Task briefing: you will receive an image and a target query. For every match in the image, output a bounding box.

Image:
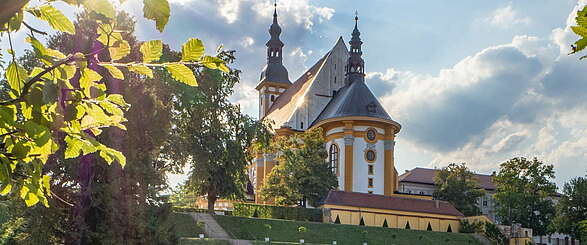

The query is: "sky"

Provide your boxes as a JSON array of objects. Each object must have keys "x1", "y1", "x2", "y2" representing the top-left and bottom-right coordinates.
[{"x1": 2, "y1": 0, "x2": 587, "y2": 189}]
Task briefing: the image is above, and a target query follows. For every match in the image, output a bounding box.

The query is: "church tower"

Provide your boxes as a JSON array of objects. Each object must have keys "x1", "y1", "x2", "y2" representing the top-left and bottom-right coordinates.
[
  {"x1": 345, "y1": 14, "x2": 365, "y2": 84},
  {"x1": 256, "y1": 3, "x2": 291, "y2": 119}
]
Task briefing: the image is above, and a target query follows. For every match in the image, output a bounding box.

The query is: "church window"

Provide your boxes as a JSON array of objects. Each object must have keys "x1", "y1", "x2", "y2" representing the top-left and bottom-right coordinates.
[
  {"x1": 419, "y1": 191, "x2": 424, "y2": 195},
  {"x1": 368, "y1": 191, "x2": 373, "y2": 194},
  {"x1": 334, "y1": 76, "x2": 337, "y2": 84},
  {"x1": 300, "y1": 122, "x2": 304, "y2": 129},
  {"x1": 270, "y1": 95, "x2": 275, "y2": 102},
  {"x1": 365, "y1": 150, "x2": 376, "y2": 162},
  {"x1": 368, "y1": 178, "x2": 374, "y2": 188},
  {"x1": 365, "y1": 128, "x2": 377, "y2": 142},
  {"x1": 332, "y1": 90, "x2": 337, "y2": 96},
  {"x1": 329, "y1": 144, "x2": 339, "y2": 175},
  {"x1": 368, "y1": 165, "x2": 374, "y2": 175}
]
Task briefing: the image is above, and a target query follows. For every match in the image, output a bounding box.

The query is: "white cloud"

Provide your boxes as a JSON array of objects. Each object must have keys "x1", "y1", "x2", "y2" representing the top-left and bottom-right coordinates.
[
  {"x1": 485, "y1": 3, "x2": 531, "y2": 28},
  {"x1": 373, "y1": 1, "x2": 587, "y2": 184},
  {"x1": 251, "y1": 0, "x2": 335, "y2": 30},
  {"x1": 218, "y1": 0, "x2": 241, "y2": 24},
  {"x1": 240, "y1": 36, "x2": 255, "y2": 47}
]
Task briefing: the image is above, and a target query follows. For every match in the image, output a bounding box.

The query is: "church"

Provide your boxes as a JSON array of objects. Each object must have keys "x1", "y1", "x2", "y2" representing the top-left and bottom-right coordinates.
[{"x1": 250, "y1": 5, "x2": 465, "y2": 232}]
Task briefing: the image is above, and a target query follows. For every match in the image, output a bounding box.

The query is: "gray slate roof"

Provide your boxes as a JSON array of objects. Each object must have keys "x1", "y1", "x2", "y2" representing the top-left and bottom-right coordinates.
[{"x1": 312, "y1": 79, "x2": 393, "y2": 126}]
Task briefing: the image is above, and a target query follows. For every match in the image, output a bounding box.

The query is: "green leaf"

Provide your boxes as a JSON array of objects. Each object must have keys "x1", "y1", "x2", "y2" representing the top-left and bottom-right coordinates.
[
  {"x1": 0, "y1": 184, "x2": 12, "y2": 196},
  {"x1": 43, "y1": 175, "x2": 51, "y2": 197},
  {"x1": 109, "y1": 39, "x2": 131, "y2": 61},
  {"x1": 140, "y1": 40, "x2": 163, "y2": 63},
  {"x1": 143, "y1": 0, "x2": 170, "y2": 32},
  {"x1": 24, "y1": 192, "x2": 40, "y2": 207},
  {"x1": 99, "y1": 147, "x2": 126, "y2": 167},
  {"x1": 80, "y1": 68, "x2": 102, "y2": 97},
  {"x1": 35, "y1": 5, "x2": 75, "y2": 34},
  {"x1": 107, "y1": 94, "x2": 129, "y2": 109},
  {"x1": 102, "y1": 64, "x2": 124, "y2": 79},
  {"x1": 181, "y1": 38, "x2": 205, "y2": 62},
  {"x1": 6, "y1": 62, "x2": 27, "y2": 93},
  {"x1": 166, "y1": 64, "x2": 198, "y2": 86},
  {"x1": 83, "y1": 0, "x2": 116, "y2": 19},
  {"x1": 128, "y1": 64, "x2": 154, "y2": 78},
  {"x1": 7, "y1": 10, "x2": 23, "y2": 31},
  {"x1": 64, "y1": 135, "x2": 96, "y2": 158},
  {"x1": 574, "y1": 38, "x2": 587, "y2": 54},
  {"x1": 202, "y1": 56, "x2": 229, "y2": 72},
  {"x1": 99, "y1": 100, "x2": 123, "y2": 116}
]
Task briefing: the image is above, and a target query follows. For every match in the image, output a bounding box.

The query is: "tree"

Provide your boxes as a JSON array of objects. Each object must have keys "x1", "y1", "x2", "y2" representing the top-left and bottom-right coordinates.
[
  {"x1": 163, "y1": 53, "x2": 269, "y2": 211},
  {"x1": 551, "y1": 176, "x2": 587, "y2": 241},
  {"x1": 570, "y1": 5, "x2": 587, "y2": 59},
  {"x1": 0, "y1": 12, "x2": 185, "y2": 244},
  {"x1": 493, "y1": 157, "x2": 557, "y2": 236},
  {"x1": 0, "y1": 0, "x2": 227, "y2": 208},
  {"x1": 261, "y1": 128, "x2": 338, "y2": 207},
  {"x1": 433, "y1": 163, "x2": 485, "y2": 216}
]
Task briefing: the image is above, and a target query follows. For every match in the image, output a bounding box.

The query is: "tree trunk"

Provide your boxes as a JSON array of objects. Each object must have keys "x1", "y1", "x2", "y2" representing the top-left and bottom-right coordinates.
[{"x1": 207, "y1": 185, "x2": 217, "y2": 213}]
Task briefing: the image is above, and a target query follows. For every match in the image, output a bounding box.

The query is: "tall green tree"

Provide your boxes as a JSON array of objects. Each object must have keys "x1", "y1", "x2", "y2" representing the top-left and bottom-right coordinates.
[
  {"x1": 551, "y1": 176, "x2": 587, "y2": 241},
  {"x1": 0, "y1": 0, "x2": 227, "y2": 208},
  {"x1": 261, "y1": 128, "x2": 338, "y2": 207},
  {"x1": 493, "y1": 157, "x2": 556, "y2": 236},
  {"x1": 433, "y1": 163, "x2": 485, "y2": 216},
  {"x1": 0, "y1": 12, "x2": 187, "y2": 244},
  {"x1": 164, "y1": 52, "x2": 269, "y2": 211}
]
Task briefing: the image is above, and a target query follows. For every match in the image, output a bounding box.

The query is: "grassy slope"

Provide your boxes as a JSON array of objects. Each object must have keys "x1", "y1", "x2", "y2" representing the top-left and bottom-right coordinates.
[
  {"x1": 214, "y1": 215, "x2": 482, "y2": 245},
  {"x1": 168, "y1": 212, "x2": 206, "y2": 237}
]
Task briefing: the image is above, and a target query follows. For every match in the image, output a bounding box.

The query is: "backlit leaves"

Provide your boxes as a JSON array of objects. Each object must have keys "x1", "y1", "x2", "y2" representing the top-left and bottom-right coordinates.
[
  {"x1": 6, "y1": 61, "x2": 27, "y2": 93},
  {"x1": 140, "y1": 40, "x2": 163, "y2": 63},
  {"x1": 128, "y1": 64, "x2": 154, "y2": 78},
  {"x1": 166, "y1": 64, "x2": 198, "y2": 86},
  {"x1": 83, "y1": 0, "x2": 116, "y2": 19},
  {"x1": 571, "y1": 5, "x2": 587, "y2": 59},
  {"x1": 29, "y1": 5, "x2": 75, "y2": 34},
  {"x1": 182, "y1": 38, "x2": 205, "y2": 62},
  {"x1": 143, "y1": 0, "x2": 170, "y2": 32}
]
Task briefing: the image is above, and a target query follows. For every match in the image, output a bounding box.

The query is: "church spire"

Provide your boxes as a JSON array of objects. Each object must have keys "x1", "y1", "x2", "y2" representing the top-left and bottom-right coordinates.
[
  {"x1": 257, "y1": 0, "x2": 290, "y2": 86},
  {"x1": 267, "y1": 1, "x2": 284, "y2": 64},
  {"x1": 346, "y1": 11, "x2": 365, "y2": 84}
]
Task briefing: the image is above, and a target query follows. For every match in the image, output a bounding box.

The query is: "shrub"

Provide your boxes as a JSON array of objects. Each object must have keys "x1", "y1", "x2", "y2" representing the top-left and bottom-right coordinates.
[
  {"x1": 484, "y1": 222, "x2": 508, "y2": 245},
  {"x1": 232, "y1": 203, "x2": 322, "y2": 222},
  {"x1": 459, "y1": 220, "x2": 483, "y2": 233}
]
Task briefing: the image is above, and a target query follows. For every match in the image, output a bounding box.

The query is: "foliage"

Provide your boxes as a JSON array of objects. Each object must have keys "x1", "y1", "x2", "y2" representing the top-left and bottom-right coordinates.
[
  {"x1": 214, "y1": 215, "x2": 483, "y2": 245},
  {"x1": 232, "y1": 203, "x2": 322, "y2": 222},
  {"x1": 484, "y1": 222, "x2": 508, "y2": 245},
  {"x1": 0, "y1": 0, "x2": 228, "y2": 208},
  {"x1": 163, "y1": 51, "x2": 269, "y2": 211},
  {"x1": 458, "y1": 220, "x2": 483, "y2": 234},
  {"x1": 493, "y1": 157, "x2": 556, "y2": 236},
  {"x1": 551, "y1": 175, "x2": 587, "y2": 240},
  {"x1": 260, "y1": 128, "x2": 338, "y2": 207},
  {"x1": 570, "y1": 5, "x2": 587, "y2": 59},
  {"x1": 433, "y1": 163, "x2": 486, "y2": 216},
  {"x1": 579, "y1": 220, "x2": 587, "y2": 242}
]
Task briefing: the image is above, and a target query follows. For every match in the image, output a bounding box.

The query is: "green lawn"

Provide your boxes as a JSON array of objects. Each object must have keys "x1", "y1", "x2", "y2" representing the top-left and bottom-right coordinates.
[
  {"x1": 167, "y1": 212, "x2": 206, "y2": 238},
  {"x1": 179, "y1": 238, "x2": 231, "y2": 245},
  {"x1": 214, "y1": 215, "x2": 482, "y2": 245}
]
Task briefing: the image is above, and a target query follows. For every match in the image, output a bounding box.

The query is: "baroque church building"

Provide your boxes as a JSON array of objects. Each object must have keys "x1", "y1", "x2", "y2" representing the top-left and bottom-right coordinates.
[
  {"x1": 251, "y1": 5, "x2": 467, "y2": 232},
  {"x1": 254, "y1": 8, "x2": 401, "y2": 196}
]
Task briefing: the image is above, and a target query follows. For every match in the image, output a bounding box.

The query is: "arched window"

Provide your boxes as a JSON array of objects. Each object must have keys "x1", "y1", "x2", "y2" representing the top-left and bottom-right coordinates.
[
  {"x1": 329, "y1": 144, "x2": 339, "y2": 175},
  {"x1": 270, "y1": 95, "x2": 275, "y2": 102}
]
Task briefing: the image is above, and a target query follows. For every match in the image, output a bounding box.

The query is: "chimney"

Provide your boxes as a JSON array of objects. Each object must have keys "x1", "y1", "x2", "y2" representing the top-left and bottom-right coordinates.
[{"x1": 435, "y1": 200, "x2": 439, "y2": 209}]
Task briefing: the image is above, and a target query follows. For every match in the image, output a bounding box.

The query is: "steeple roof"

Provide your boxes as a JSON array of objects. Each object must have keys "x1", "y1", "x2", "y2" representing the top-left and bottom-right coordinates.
[
  {"x1": 311, "y1": 78, "x2": 396, "y2": 125},
  {"x1": 257, "y1": 2, "x2": 291, "y2": 89}
]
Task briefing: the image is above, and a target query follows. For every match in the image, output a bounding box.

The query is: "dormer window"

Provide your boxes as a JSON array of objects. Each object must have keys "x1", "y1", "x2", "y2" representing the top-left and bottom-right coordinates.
[{"x1": 367, "y1": 102, "x2": 377, "y2": 113}]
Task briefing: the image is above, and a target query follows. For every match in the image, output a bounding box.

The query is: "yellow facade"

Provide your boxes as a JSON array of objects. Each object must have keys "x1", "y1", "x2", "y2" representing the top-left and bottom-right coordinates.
[{"x1": 324, "y1": 204, "x2": 462, "y2": 232}]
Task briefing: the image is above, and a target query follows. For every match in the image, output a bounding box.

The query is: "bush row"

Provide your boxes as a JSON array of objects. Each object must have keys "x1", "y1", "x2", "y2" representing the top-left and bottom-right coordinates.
[
  {"x1": 171, "y1": 206, "x2": 232, "y2": 215},
  {"x1": 232, "y1": 203, "x2": 322, "y2": 222}
]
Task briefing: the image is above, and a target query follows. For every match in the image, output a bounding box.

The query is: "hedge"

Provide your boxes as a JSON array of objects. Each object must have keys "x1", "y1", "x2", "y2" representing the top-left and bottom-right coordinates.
[
  {"x1": 232, "y1": 203, "x2": 322, "y2": 222},
  {"x1": 172, "y1": 206, "x2": 232, "y2": 216}
]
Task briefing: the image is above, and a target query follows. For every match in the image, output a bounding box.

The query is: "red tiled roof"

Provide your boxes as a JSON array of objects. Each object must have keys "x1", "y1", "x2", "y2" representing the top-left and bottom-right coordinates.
[
  {"x1": 398, "y1": 167, "x2": 495, "y2": 191},
  {"x1": 324, "y1": 190, "x2": 464, "y2": 217}
]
